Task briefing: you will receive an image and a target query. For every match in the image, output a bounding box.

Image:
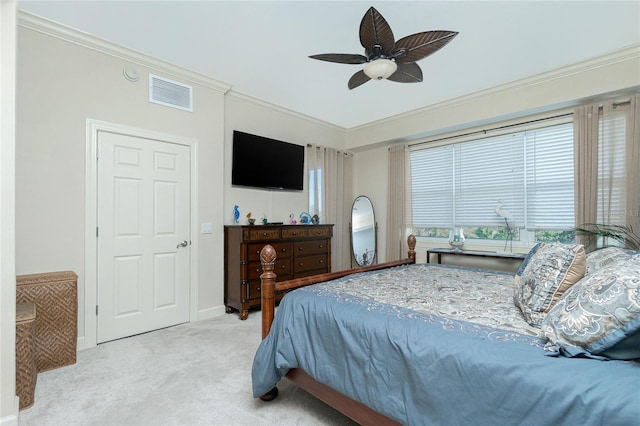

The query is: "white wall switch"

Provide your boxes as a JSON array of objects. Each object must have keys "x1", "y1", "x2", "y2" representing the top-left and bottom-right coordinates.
[{"x1": 201, "y1": 222, "x2": 212, "y2": 234}]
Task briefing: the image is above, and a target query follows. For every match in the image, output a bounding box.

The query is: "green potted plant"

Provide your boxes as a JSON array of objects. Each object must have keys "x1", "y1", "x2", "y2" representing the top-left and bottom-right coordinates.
[{"x1": 575, "y1": 223, "x2": 640, "y2": 251}]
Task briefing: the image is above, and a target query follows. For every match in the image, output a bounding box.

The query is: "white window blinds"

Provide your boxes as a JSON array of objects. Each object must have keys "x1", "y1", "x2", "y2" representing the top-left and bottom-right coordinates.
[
  {"x1": 410, "y1": 145, "x2": 453, "y2": 228},
  {"x1": 410, "y1": 122, "x2": 574, "y2": 231},
  {"x1": 525, "y1": 124, "x2": 574, "y2": 229},
  {"x1": 454, "y1": 134, "x2": 524, "y2": 227}
]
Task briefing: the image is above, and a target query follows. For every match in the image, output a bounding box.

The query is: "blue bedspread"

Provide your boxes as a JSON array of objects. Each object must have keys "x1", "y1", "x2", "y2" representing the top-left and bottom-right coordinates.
[{"x1": 252, "y1": 264, "x2": 640, "y2": 425}]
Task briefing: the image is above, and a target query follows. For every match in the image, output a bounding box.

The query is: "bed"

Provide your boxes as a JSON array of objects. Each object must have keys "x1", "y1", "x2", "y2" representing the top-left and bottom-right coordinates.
[{"x1": 252, "y1": 236, "x2": 640, "y2": 425}]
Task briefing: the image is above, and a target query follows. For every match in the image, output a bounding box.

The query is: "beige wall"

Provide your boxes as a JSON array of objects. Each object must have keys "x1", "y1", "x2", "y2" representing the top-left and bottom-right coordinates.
[
  {"x1": 352, "y1": 146, "x2": 388, "y2": 262},
  {"x1": 14, "y1": 16, "x2": 348, "y2": 355},
  {"x1": 7, "y1": 10, "x2": 640, "y2": 421},
  {"x1": 224, "y1": 93, "x2": 345, "y2": 226},
  {"x1": 1, "y1": 1, "x2": 18, "y2": 423},
  {"x1": 347, "y1": 45, "x2": 640, "y2": 150},
  {"x1": 16, "y1": 24, "x2": 228, "y2": 345},
  {"x1": 351, "y1": 44, "x2": 640, "y2": 264}
]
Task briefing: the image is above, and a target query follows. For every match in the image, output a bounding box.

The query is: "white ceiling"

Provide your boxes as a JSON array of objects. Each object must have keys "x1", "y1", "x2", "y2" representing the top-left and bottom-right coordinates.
[{"x1": 18, "y1": 1, "x2": 640, "y2": 129}]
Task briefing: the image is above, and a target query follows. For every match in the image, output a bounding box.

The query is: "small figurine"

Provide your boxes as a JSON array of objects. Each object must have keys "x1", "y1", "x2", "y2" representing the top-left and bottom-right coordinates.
[
  {"x1": 262, "y1": 215, "x2": 268, "y2": 225},
  {"x1": 289, "y1": 213, "x2": 297, "y2": 224},
  {"x1": 299, "y1": 212, "x2": 311, "y2": 224},
  {"x1": 233, "y1": 205, "x2": 240, "y2": 224},
  {"x1": 247, "y1": 212, "x2": 255, "y2": 225},
  {"x1": 311, "y1": 214, "x2": 320, "y2": 225}
]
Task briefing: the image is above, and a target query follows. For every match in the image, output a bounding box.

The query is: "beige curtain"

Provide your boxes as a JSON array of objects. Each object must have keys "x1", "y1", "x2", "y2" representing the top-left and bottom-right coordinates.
[
  {"x1": 307, "y1": 145, "x2": 353, "y2": 271},
  {"x1": 574, "y1": 95, "x2": 640, "y2": 249},
  {"x1": 573, "y1": 104, "x2": 599, "y2": 248},
  {"x1": 625, "y1": 95, "x2": 640, "y2": 237},
  {"x1": 386, "y1": 144, "x2": 410, "y2": 261}
]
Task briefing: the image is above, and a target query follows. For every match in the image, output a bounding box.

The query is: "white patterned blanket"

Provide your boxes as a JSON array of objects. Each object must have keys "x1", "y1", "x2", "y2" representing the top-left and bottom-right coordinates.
[{"x1": 319, "y1": 263, "x2": 543, "y2": 338}]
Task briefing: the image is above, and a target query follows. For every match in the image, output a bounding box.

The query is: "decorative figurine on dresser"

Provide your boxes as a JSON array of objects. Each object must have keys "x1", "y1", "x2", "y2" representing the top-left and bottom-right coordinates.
[{"x1": 224, "y1": 223, "x2": 333, "y2": 319}]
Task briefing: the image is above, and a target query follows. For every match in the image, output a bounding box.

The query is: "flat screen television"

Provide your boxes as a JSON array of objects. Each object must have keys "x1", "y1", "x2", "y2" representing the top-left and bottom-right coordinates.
[{"x1": 232, "y1": 130, "x2": 305, "y2": 191}]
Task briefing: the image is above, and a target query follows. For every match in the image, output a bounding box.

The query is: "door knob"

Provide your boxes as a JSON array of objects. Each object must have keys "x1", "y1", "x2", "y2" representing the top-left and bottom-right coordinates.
[{"x1": 176, "y1": 240, "x2": 189, "y2": 249}]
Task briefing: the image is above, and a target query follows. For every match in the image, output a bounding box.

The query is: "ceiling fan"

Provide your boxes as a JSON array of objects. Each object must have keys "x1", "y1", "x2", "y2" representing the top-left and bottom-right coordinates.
[{"x1": 309, "y1": 7, "x2": 459, "y2": 90}]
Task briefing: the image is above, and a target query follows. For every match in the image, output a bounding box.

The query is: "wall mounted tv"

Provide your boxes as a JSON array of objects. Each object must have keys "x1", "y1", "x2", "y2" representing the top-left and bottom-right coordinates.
[{"x1": 232, "y1": 130, "x2": 305, "y2": 191}]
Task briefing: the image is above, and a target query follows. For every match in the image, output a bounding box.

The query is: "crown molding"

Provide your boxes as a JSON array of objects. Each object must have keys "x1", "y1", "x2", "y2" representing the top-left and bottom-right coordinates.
[
  {"x1": 18, "y1": 10, "x2": 344, "y2": 132},
  {"x1": 225, "y1": 91, "x2": 345, "y2": 132},
  {"x1": 17, "y1": 10, "x2": 232, "y2": 94},
  {"x1": 347, "y1": 43, "x2": 640, "y2": 135}
]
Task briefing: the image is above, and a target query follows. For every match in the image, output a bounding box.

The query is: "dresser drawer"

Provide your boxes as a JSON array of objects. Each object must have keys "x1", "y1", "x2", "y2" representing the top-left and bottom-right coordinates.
[
  {"x1": 282, "y1": 227, "x2": 307, "y2": 239},
  {"x1": 247, "y1": 242, "x2": 292, "y2": 262},
  {"x1": 247, "y1": 277, "x2": 291, "y2": 300},
  {"x1": 294, "y1": 240, "x2": 329, "y2": 256},
  {"x1": 307, "y1": 226, "x2": 332, "y2": 238},
  {"x1": 243, "y1": 228, "x2": 281, "y2": 241},
  {"x1": 248, "y1": 258, "x2": 291, "y2": 281},
  {"x1": 294, "y1": 254, "x2": 329, "y2": 274},
  {"x1": 225, "y1": 224, "x2": 333, "y2": 319}
]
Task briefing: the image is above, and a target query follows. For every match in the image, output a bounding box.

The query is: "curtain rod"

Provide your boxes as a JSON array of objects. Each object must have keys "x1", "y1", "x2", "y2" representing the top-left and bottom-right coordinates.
[
  {"x1": 408, "y1": 112, "x2": 573, "y2": 148},
  {"x1": 306, "y1": 144, "x2": 352, "y2": 156},
  {"x1": 600, "y1": 99, "x2": 631, "y2": 109}
]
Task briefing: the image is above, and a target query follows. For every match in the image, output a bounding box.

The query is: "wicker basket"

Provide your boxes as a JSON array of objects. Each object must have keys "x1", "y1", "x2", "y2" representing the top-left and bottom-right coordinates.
[
  {"x1": 16, "y1": 271, "x2": 78, "y2": 372},
  {"x1": 16, "y1": 302, "x2": 37, "y2": 410}
]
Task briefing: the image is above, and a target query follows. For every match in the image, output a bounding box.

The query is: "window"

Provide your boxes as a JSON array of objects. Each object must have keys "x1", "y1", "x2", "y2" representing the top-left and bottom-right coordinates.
[
  {"x1": 308, "y1": 166, "x2": 322, "y2": 217},
  {"x1": 410, "y1": 122, "x2": 575, "y2": 246}
]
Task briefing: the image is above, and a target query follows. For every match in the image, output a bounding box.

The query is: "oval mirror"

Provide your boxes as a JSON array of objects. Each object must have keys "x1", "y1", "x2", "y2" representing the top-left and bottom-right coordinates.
[{"x1": 351, "y1": 196, "x2": 377, "y2": 266}]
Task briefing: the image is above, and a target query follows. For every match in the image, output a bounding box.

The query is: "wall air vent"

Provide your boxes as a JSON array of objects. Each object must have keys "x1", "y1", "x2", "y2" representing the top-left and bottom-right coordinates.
[{"x1": 149, "y1": 74, "x2": 193, "y2": 112}]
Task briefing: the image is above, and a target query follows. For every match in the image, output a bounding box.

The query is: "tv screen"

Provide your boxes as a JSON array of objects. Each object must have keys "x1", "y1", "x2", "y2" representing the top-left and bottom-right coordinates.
[{"x1": 232, "y1": 130, "x2": 305, "y2": 191}]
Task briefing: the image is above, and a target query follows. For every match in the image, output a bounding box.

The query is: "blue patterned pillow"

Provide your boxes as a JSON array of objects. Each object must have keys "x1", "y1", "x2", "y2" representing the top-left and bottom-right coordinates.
[
  {"x1": 514, "y1": 243, "x2": 586, "y2": 326},
  {"x1": 542, "y1": 255, "x2": 640, "y2": 359},
  {"x1": 514, "y1": 242, "x2": 543, "y2": 286},
  {"x1": 585, "y1": 246, "x2": 632, "y2": 275}
]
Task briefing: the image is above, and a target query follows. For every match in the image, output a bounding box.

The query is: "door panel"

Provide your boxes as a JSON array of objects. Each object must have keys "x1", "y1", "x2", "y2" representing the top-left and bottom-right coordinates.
[{"x1": 97, "y1": 130, "x2": 190, "y2": 343}]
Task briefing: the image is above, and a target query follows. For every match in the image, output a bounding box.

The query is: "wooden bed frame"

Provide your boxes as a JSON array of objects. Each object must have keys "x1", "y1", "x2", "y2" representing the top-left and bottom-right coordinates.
[{"x1": 258, "y1": 235, "x2": 416, "y2": 426}]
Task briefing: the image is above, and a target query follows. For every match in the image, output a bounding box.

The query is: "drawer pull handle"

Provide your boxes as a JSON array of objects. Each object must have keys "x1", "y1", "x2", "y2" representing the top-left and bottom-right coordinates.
[
  {"x1": 292, "y1": 231, "x2": 297, "y2": 235},
  {"x1": 281, "y1": 248, "x2": 287, "y2": 252},
  {"x1": 298, "y1": 246, "x2": 303, "y2": 250},
  {"x1": 256, "y1": 250, "x2": 260, "y2": 255},
  {"x1": 257, "y1": 287, "x2": 260, "y2": 292},
  {"x1": 318, "y1": 244, "x2": 324, "y2": 249},
  {"x1": 263, "y1": 232, "x2": 268, "y2": 236},
  {"x1": 319, "y1": 259, "x2": 324, "y2": 264},
  {"x1": 299, "y1": 262, "x2": 304, "y2": 267},
  {"x1": 256, "y1": 268, "x2": 260, "y2": 273},
  {"x1": 280, "y1": 265, "x2": 286, "y2": 269}
]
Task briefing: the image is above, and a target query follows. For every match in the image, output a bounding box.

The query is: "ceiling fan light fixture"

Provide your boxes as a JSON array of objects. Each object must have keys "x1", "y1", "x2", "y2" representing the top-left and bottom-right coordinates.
[{"x1": 363, "y1": 59, "x2": 397, "y2": 80}]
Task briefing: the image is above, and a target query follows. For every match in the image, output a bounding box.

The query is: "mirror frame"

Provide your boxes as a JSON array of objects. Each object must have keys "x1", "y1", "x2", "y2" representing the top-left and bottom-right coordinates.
[{"x1": 350, "y1": 195, "x2": 377, "y2": 267}]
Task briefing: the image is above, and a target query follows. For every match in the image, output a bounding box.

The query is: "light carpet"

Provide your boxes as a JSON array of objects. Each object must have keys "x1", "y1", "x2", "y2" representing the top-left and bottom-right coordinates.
[{"x1": 18, "y1": 311, "x2": 356, "y2": 426}]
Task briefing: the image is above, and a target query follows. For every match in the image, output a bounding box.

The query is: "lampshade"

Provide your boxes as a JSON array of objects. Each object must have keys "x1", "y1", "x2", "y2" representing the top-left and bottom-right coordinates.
[{"x1": 363, "y1": 59, "x2": 398, "y2": 80}]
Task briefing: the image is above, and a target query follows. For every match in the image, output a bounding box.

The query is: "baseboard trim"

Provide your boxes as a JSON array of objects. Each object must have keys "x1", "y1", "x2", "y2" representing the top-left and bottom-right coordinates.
[
  {"x1": 197, "y1": 305, "x2": 226, "y2": 321},
  {"x1": 75, "y1": 306, "x2": 225, "y2": 351},
  {"x1": 0, "y1": 397, "x2": 19, "y2": 426},
  {"x1": 76, "y1": 335, "x2": 86, "y2": 351}
]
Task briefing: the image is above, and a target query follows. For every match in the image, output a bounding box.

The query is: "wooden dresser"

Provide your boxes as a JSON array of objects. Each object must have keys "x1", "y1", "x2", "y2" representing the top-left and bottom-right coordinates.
[{"x1": 224, "y1": 224, "x2": 333, "y2": 319}]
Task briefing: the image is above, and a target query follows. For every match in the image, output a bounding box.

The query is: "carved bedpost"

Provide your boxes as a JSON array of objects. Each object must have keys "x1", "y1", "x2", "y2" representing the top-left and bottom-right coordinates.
[
  {"x1": 407, "y1": 234, "x2": 417, "y2": 263},
  {"x1": 259, "y1": 244, "x2": 280, "y2": 402},
  {"x1": 260, "y1": 244, "x2": 277, "y2": 340}
]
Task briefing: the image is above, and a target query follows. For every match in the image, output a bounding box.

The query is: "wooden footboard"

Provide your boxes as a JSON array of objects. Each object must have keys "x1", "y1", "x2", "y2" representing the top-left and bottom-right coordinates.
[{"x1": 258, "y1": 235, "x2": 416, "y2": 425}]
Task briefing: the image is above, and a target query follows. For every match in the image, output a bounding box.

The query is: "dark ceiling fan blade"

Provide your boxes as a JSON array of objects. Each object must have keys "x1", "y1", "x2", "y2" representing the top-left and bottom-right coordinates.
[
  {"x1": 387, "y1": 62, "x2": 423, "y2": 83},
  {"x1": 348, "y1": 70, "x2": 371, "y2": 90},
  {"x1": 393, "y1": 31, "x2": 459, "y2": 63},
  {"x1": 359, "y1": 7, "x2": 395, "y2": 56},
  {"x1": 309, "y1": 53, "x2": 368, "y2": 64}
]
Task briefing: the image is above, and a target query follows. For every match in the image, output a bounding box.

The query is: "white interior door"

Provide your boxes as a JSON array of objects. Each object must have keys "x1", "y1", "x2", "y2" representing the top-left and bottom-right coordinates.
[{"x1": 97, "y1": 130, "x2": 190, "y2": 343}]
